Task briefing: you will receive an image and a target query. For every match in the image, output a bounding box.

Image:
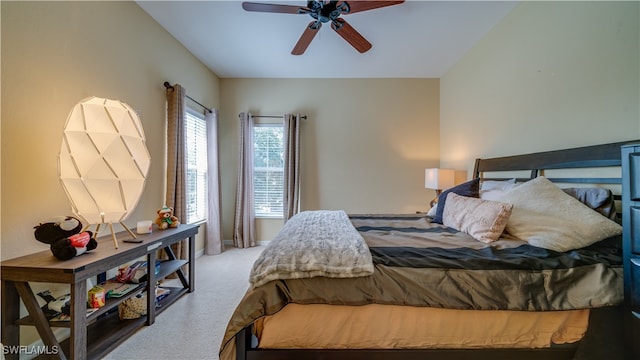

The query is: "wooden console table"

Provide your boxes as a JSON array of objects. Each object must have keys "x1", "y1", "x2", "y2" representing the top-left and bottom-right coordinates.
[{"x1": 1, "y1": 223, "x2": 198, "y2": 360}]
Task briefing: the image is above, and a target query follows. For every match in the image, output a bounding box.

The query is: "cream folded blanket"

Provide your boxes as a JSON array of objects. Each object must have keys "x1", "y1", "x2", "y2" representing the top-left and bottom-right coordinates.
[{"x1": 249, "y1": 210, "x2": 374, "y2": 289}]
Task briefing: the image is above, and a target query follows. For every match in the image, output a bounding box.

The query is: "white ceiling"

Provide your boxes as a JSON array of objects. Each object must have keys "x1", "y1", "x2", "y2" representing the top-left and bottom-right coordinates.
[{"x1": 137, "y1": 0, "x2": 519, "y2": 78}]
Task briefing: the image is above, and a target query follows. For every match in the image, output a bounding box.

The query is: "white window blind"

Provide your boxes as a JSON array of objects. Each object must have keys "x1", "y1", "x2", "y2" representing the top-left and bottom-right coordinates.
[
  {"x1": 253, "y1": 124, "x2": 284, "y2": 217},
  {"x1": 185, "y1": 109, "x2": 207, "y2": 224}
]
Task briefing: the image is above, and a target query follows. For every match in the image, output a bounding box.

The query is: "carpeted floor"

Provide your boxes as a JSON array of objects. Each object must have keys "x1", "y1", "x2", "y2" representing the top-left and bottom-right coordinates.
[{"x1": 102, "y1": 245, "x2": 264, "y2": 360}]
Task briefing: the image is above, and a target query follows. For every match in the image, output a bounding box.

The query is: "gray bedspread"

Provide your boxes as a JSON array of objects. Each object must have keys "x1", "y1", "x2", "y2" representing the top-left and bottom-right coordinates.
[{"x1": 220, "y1": 213, "x2": 623, "y2": 360}]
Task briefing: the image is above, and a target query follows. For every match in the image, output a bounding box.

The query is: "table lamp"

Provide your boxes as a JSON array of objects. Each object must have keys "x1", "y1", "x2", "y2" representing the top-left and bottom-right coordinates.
[
  {"x1": 425, "y1": 168, "x2": 455, "y2": 208},
  {"x1": 58, "y1": 96, "x2": 151, "y2": 248}
]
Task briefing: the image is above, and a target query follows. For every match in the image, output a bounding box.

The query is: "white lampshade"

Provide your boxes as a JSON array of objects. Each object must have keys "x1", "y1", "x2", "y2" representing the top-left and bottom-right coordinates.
[
  {"x1": 425, "y1": 168, "x2": 455, "y2": 190},
  {"x1": 58, "y1": 97, "x2": 150, "y2": 246}
]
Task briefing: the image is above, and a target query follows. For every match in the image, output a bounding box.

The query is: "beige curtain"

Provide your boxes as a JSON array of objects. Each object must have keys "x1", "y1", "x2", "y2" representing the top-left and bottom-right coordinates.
[
  {"x1": 233, "y1": 112, "x2": 256, "y2": 248},
  {"x1": 164, "y1": 83, "x2": 188, "y2": 261},
  {"x1": 205, "y1": 109, "x2": 224, "y2": 255},
  {"x1": 283, "y1": 114, "x2": 301, "y2": 221}
]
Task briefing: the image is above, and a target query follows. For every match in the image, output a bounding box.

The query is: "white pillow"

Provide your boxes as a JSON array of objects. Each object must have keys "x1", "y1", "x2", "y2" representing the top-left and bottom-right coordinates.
[
  {"x1": 426, "y1": 206, "x2": 437, "y2": 217},
  {"x1": 480, "y1": 179, "x2": 517, "y2": 191},
  {"x1": 496, "y1": 176, "x2": 622, "y2": 252},
  {"x1": 480, "y1": 184, "x2": 521, "y2": 201},
  {"x1": 443, "y1": 193, "x2": 513, "y2": 243}
]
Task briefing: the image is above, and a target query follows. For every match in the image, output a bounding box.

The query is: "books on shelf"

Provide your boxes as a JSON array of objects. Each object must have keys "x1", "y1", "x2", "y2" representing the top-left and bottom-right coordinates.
[
  {"x1": 102, "y1": 280, "x2": 139, "y2": 298},
  {"x1": 117, "y1": 260, "x2": 162, "y2": 283},
  {"x1": 49, "y1": 307, "x2": 100, "y2": 322},
  {"x1": 49, "y1": 313, "x2": 71, "y2": 322}
]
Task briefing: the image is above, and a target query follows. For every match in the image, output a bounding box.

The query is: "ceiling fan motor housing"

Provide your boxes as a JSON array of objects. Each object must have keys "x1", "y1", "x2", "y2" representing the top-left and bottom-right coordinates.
[{"x1": 305, "y1": 1, "x2": 349, "y2": 23}]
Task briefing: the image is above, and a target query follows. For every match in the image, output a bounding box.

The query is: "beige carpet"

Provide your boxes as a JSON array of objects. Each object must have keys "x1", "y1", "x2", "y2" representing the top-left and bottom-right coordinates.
[{"x1": 103, "y1": 245, "x2": 264, "y2": 360}]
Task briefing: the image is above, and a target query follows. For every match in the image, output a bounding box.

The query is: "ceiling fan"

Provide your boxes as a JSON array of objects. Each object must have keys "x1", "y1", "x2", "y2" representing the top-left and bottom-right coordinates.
[{"x1": 242, "y1": 1, "x2": 405, "y2": 55}]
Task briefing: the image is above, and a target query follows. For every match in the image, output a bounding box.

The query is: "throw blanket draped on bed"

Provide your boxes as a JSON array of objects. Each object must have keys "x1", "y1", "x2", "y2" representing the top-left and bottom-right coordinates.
[{"x1": 249, "y1": 210, "x2": 374, "y2": 288}]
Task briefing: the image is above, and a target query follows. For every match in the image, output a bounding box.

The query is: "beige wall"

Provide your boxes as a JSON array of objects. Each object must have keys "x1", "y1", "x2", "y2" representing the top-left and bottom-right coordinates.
[
  {"x1": 1, "y1": 1, "x2": 220, "y2": 260},
  {"x1": 8, "y1": 1, "x2": 636, "y2": 252},
  {"x1": 441, "y1": 1, "x2": 640, "y2": 176},
  {"x1": 220, "y1": 78, "x2": 440, "y2": 240}
]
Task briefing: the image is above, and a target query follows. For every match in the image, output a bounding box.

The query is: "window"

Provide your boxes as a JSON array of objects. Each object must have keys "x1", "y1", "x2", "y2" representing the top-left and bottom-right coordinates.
[
  {"x1": 184, "y1": 109, "x2": 207, "y2": 224},
  {"x1": 253, "y1": 123, "x2": 284, "y2": 217}
]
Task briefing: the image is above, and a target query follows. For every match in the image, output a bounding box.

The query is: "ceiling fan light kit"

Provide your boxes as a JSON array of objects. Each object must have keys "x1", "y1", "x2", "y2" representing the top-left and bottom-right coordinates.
[{"x1": 242, "y1": 1, "x2": 404, "y2": 55}]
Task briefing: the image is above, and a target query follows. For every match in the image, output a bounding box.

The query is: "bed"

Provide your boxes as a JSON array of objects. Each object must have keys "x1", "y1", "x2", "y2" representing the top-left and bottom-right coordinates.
[{"x1": 220, "y1": 140, "x2": 637, "y2": 360}]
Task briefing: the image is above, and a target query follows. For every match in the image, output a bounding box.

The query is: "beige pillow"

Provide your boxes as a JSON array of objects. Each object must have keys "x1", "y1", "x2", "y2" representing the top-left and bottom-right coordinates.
[
  {"x1": 442, "y1": 193, "x2": 513, "y2": 243},
  {"x1": 496, "y1": 176, "x2": 622, "y2": 252}
]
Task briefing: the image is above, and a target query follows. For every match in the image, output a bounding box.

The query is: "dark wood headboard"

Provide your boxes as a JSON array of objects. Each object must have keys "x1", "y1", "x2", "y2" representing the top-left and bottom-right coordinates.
[{"x1": 473, "y1": 139, "x2": 640, "y2": 185}]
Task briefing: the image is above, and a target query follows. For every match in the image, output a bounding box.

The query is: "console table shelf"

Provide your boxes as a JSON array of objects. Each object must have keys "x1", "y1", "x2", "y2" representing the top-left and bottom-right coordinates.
[{"x1": 1, "y1": 224, "x2": 198, "y2": 360}]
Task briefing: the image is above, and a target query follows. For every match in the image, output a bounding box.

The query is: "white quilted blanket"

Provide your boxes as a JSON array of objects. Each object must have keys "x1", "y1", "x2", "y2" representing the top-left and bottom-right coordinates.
[{"x1": 249, "y1": 210, "x2": 374, "y2": 289}]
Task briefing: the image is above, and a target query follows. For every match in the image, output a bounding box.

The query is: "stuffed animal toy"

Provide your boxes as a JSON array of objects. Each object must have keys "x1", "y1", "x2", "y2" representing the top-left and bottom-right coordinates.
[
  {"x1": 34, "y1": 216, "x2": 97, "y2": 260},
  {"x1": 155, "y1": 206, "x2": 180, "y2": 230}
]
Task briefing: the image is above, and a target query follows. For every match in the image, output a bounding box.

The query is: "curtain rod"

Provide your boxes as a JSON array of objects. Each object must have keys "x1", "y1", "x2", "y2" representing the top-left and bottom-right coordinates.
[
  {"x1": 164, "y1": 82, "x2": 212, "y2": 113},
  {"x1": 238, "y1": 114, "x2": 308, "y2": 120}
]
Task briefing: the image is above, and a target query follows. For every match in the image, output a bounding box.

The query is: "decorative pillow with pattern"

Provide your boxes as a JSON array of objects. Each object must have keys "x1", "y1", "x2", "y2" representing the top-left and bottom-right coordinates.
[
  {"x1": 432, "y1": 178, "x2": 480, "y2": 224},
  {"x1": 442, "y1": 193, "x2": 513, "y2": 243}
]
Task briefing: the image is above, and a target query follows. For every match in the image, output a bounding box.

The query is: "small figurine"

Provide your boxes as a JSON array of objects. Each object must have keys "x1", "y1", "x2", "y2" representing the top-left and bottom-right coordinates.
[{"x1": 155, "y1": 206, "x2": 180, "y2": 230}]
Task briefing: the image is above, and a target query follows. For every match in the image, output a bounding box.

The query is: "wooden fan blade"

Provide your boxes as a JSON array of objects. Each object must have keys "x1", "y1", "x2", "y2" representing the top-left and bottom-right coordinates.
[
  {"x1": 242, "y1": 2, "x2": 305, "y2": 14},
  {"x1": 340, "y1": 1, "x2": 405, "y2": 14},
  {"x1": 331, "y1": 18, "x2": 372, "y2": 53},
  {"x1": 292, "y1": 22, "x2": 321, "y2": 55}
]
